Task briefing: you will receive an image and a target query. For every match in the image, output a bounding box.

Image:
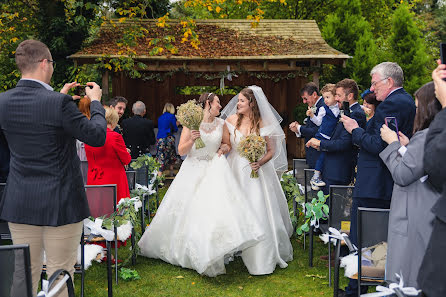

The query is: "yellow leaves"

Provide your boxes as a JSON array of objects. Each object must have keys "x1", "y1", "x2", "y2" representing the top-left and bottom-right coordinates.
[
  {"x1": 9, "y1": 37, "x2": 18, "y2": 43},
  {"x1": 157, "y1": 13, "x2": 169, "y2": 28},
  {"x1": 104, "y1": 63, "x2": 112, "y2": 70},
  {"x1": 118, "y1": 17, "x2": 126, "y2": 23},
  {"x1": 216, "y1": 6, "x2": 221, "y2": 13},
  {"x1": 207, "y1": 5, "x2": 213, "y2": 11}
]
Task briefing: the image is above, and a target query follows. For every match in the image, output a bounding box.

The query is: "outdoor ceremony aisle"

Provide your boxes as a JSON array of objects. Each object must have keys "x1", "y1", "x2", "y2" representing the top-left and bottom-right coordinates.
[{"x1": 74, "y1": 235, "x2": 349, "y2": 296}]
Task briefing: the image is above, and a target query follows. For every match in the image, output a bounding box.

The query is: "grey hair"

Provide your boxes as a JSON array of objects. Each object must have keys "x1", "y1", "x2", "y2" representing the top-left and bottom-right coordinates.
[
  {"x1": 370, "y1": 62, "x2": 404, "y2": 87},
  {"x1": 132, "y1": 101, "x2": 146, "y2": 115}
]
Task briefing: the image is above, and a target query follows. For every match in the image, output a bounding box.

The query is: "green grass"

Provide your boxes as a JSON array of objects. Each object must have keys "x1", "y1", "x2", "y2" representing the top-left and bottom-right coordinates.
[{"x1": 74, "y1": 236, "x2": 350, "y2": 297}]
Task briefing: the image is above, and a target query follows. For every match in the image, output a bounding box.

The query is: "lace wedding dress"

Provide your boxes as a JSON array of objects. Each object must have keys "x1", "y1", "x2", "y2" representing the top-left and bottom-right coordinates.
[
  {"x1": 138, "y1": 118, "x2": 265, "y2": 277},
  {"x1": 226, "y1": 120, "x2": 293, "y2": 275}
]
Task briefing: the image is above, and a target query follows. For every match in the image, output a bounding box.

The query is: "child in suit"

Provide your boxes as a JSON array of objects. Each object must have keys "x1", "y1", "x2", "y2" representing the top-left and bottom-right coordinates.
[{"x1": 306, "y1": 84, "x2": 340, "y2": 190}]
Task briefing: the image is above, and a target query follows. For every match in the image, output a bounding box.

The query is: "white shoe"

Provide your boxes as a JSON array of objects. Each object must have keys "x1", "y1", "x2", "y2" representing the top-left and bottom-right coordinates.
[{"x1": 310, "y1": 180, "x2": 320, "y2": 191}]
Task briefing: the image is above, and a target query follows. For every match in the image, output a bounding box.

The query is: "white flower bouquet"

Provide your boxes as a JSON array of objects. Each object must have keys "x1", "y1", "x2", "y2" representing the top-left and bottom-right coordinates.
[
  {"x1": 176, "y1": 100, "x2": 205, "y2": 149},
  {"x1": 237, "y1": 134, "x2": 266, "y2": 178}
]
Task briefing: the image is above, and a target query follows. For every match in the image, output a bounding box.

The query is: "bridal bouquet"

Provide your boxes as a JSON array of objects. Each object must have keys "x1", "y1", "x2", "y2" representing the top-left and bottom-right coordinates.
[
  {"x1": 237, "y1": 134, "x2": 266, "y2": 178},
  {"x1": 176, "y1": 99, "x2": 205, "y2": 149}
]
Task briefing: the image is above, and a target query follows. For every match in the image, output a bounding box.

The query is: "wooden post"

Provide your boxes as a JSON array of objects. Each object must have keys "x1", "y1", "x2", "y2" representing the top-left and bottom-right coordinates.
[
  {"x1": 312, "y1": 70, "x2": 320, "y2": 89},
  {"x1": 102, "y1": 70, "x2": 109, "y2": 101}
]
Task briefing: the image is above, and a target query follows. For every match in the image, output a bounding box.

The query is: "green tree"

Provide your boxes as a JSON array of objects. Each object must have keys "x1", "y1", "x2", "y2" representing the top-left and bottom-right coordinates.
[
  {"x1": 321, "y1": 0, "x2": 378, "y2": 90},
  {"x1": 389, "y1": 3, "x2": 431, "y2": 94}
]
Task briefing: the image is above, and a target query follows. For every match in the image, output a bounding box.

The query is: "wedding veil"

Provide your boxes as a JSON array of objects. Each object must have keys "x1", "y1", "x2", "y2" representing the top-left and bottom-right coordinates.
[{"x1": 220, "y1": 85, "x2": 288, "y2": 176}]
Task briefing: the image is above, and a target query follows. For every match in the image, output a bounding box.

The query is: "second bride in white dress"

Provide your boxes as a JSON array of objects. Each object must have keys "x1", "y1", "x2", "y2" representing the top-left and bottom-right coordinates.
[{"x1": 138, "y1": 93, "x2": 265, "y2": 277}]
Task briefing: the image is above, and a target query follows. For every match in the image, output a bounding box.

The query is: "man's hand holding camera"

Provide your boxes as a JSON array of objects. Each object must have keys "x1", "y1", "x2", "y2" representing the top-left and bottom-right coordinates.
[{"x1": 59, "y1": 82, "x2": 102, "y2": 102}]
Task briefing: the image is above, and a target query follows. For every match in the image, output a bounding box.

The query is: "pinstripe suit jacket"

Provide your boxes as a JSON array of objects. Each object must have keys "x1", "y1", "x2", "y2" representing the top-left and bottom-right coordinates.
[{"x1": 0, "y1": 80, "x2": 107, "y2": 226}]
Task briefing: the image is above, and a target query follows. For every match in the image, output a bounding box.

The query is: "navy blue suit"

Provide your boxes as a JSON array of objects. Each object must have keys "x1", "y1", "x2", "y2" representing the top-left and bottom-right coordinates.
[
  {"x1": 320, "y1": 102, "x2": 366, "y2": 190},
  {"x1": 299, "y1": 97, "x2": 326, "y2": 168}
]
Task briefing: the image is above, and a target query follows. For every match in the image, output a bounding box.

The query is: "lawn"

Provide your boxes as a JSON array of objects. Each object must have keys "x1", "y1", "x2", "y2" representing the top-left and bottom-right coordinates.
[{"x1": 74, "y1": 235, "x2": 349, "y2": 297}]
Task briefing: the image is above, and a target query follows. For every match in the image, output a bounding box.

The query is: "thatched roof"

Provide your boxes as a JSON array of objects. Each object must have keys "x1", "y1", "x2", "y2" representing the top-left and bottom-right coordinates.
[{"x1": 70, "y1": 19, "x2": 350, "y2": 65}]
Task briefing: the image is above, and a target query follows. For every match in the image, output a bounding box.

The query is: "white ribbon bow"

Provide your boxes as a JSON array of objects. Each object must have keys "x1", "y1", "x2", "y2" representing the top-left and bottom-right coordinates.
[
  {"x1": 328, "y1": 227, "x2": 357, "y2": 251},
  {"x1": 361, "y1": 273, "x2": 421, "y2": 296},
  {"x1": 220, "y1": 65, "x2": 238, "y2": 95},
  {"x1": 117, "y1": 196, "x2": 143, "y2": 212},
  {"x1": 83, "y1": 218, "x2": 115, "y2": 242}
]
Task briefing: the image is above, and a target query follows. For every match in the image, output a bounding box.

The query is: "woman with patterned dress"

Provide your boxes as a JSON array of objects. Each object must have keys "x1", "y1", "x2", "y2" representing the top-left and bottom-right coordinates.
[
  {"x1": 156, "y1": 103, "x2": 179, "y2": 176},
  {"x1": 138, "y1": 93, "x2": 264, "y2": 277}
]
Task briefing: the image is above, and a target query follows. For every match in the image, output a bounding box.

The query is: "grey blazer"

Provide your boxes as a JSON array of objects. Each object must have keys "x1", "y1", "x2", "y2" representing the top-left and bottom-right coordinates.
[
  {"x1": 0, "y1": 80, "x2": 106, "y2": 226},
  {"x1": 379, "y1": 129, "x2": 440, "y2": 287}
]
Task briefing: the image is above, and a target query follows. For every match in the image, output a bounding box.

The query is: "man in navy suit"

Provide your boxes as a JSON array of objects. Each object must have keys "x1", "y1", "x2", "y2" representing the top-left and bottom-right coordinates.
[
  {"x1": 0, "y1": 132, "x2": 9, "y2": 183},
  {"x1": 306, "y1": 79, "x2": 366, "y2": 191},
  {"x1": 289, "y1": 82, "x2": 326, "y2": 168},
  {"x1": 0, "y1": 39, "x2": 106, "y2": 296},
  {"x1": 341, "y1": 62, "x2": 416, "y2": 297}
]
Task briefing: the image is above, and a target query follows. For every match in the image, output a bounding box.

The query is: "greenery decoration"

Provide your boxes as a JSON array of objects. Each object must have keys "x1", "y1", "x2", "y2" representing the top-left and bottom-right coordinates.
[
  {"x1": 296, "y1": 190, "x2": 329, "y2": 236},
  {"x1": 280, "y1": 173, "x2": 305, "y2": 227},
  {"x1": 119, "y1": 268, "x2": 141, "y2": 281}
]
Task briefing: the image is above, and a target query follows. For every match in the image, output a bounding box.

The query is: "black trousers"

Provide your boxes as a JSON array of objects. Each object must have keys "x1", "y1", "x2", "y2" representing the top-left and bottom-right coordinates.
[{"x1": 417, "y1": 217, "x2": 446, "y2": 297}]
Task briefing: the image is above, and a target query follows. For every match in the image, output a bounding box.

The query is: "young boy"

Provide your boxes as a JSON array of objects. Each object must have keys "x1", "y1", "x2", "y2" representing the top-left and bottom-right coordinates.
[{"x1": 306, "y1": 84, "x2": 340, "y2": 190}]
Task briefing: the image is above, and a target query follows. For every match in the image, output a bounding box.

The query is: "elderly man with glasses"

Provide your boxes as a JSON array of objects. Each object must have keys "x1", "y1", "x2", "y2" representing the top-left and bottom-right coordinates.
[{"x1": 339, "y1": 62, "x2": 416, "y2": 297}]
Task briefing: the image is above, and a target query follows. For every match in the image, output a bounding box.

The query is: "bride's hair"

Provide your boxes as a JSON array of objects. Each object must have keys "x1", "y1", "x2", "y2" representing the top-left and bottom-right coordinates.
[
  {"x1": 236, "y1": 87, "x2": 261, "y2": 135},
  {"x1": 198, "y1": 92, "x2": 217, "y2": 112}
]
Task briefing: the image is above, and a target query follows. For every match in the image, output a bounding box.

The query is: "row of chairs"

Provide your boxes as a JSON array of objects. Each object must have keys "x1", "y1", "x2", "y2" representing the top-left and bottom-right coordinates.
[{"x1": 291, "y1": 160, "x2": 394, "y2": 297}]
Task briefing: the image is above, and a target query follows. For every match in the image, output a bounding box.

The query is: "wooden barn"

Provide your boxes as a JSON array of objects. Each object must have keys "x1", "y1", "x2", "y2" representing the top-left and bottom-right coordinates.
[{"x1": 69, "y1": 19, "x2": 349, "y2": 158}]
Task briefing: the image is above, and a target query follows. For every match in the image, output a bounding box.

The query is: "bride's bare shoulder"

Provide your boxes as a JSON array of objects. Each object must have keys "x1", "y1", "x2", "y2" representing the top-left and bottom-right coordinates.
[{"x1": 226, "y1": 114, "x2": 237, "y2": 125}]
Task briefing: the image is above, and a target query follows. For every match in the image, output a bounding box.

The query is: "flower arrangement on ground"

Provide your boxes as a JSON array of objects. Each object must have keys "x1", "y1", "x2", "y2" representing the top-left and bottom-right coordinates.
[
  {"x1": 237, "y1": 134, "x2": 266, "y2": 178},
  {"x1": 176, "y1": 99, "x2": 205, "y2": 149}
]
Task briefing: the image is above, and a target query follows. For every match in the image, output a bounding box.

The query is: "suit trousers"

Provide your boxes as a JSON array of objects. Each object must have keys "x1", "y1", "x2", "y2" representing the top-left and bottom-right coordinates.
[{"x1": 8, "y1": 221, "x2": 83, "y2": 297}]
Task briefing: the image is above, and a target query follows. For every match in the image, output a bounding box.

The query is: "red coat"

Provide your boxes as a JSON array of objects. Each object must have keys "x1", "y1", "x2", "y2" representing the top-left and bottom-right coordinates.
[{"x1": 85, "y1": 128, "x2": 131, "y2": 203}]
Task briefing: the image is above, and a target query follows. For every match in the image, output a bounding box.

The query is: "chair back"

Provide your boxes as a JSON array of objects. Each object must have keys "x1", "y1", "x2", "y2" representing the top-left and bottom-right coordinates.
[
  {"x1": 303, "y1": 168, "x2": 317, "y2": 203},
  {"x1": 129, "y1": 159, "x2": 149, "y2": 187},
  {"x1": 85, "y1": 185, "x2": 117, "y2": 218},
  {"x1": 357, "y1": 207, "x2": 390, "y2": 286},
  {"x1": 80, "y1": 161, "x2": 89, "y2": 185},
  {"x1": 0, "y1": 244, "x2": 33, "y2": 297},
  {"x1": 292, "y1": 159, "x2": 307, "y2": 185},
  {"x1": 0, "y1": 183, "x2": 11, "y2": 240},
  {"x1": 126, "y1": 171, "x2": 136, "y2": 191},
  {"x1": 329, "y1": 185, "x2": 354, "y2": 232}
]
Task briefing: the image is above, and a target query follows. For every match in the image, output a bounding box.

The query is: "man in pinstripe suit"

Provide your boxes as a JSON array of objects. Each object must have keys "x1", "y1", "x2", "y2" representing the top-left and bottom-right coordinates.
[{"x1": 0, "y1": 39, "x2": 106, "y2": 297}]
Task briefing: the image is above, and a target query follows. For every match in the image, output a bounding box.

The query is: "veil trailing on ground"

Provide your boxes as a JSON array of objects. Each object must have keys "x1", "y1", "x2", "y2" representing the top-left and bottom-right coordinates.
[{"x1": 221, "y1": 85, "x2": 288, "y2": 176}]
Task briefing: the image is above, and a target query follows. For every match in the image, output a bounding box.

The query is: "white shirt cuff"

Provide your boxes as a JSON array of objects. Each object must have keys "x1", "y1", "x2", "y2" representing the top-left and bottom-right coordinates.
[
  {"x1": 398, "y1": 145, "x2": 407, "y2": 157},
  {"x1": 295, "y1": 125, "x2": 302, "y2": 137}
]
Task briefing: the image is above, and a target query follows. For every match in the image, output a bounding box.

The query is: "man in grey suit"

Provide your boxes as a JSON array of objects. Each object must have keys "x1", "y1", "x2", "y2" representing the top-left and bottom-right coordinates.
[{"x1": 0, "y1": 39, "x2": 106, "y2": 296}]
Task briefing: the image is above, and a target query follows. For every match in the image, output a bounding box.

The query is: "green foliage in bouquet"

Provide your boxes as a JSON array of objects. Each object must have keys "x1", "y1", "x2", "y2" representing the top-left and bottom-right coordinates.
[
  {"x1": 119, "y1": 268, "x2": 141, "y2": 281},
  {"x1": 237, "y1": 134, "x2": 266, "y2": 178},
  {"x1": 296, "y1": 191, "x2": 329, "y2": 235}
]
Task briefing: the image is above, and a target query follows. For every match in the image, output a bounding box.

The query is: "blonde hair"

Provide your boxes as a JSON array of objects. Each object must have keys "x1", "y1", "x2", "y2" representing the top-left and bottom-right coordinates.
[
  {"x1": 321, "y1": 83, "x2": 336, "y2": 96},
  {"x1": 163, "y1": 103, "x2": 175, "y2": 114},
  {"x1": 105, "y1": 106, "x2": 119, "y2": 127}
]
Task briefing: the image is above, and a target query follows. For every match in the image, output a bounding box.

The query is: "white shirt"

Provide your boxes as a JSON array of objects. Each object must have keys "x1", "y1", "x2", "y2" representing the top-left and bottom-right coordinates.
[{"x1": 295, "y1": 96, "x2": 323, "y2": 137}]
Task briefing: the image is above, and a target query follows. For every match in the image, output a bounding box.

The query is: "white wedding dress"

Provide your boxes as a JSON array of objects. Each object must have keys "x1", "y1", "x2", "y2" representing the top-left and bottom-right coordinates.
[
  {"x1": 138, "y1": 118, "x2": 265, "y2": 277},
  {"x1": 226, "y1": 121, "x2": 294, "y2": 275}
]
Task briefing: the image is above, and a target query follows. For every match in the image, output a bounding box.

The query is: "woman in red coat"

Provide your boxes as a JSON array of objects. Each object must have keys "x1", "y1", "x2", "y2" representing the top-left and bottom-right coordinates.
[{"x1": 85, "y1": 106, "x2": 131, "y2": 203}]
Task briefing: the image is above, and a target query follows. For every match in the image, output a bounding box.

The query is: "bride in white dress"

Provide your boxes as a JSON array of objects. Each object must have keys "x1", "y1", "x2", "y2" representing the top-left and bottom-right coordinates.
[
  {"x1": 221, "y1": 86, "x2": 293, "y2": 275},
  {"x1": 138, "y1": 92, "x2": 265, "y2": 277}
]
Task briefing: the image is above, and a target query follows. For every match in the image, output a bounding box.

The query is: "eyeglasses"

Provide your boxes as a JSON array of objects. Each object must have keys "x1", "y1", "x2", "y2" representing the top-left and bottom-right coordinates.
[
  {"x1": 37, "y1": 59, "x2": 56, "y2": 68},
  {"x1": 370, "y1": 77, "x2": 388, "y2": 88}
]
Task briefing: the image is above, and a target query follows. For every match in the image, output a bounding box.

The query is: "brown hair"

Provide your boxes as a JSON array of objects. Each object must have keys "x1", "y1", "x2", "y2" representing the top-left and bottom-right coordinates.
[
  {"x1": 236, "y1": 88, "x2": 261, "y2": 135},
  {"x1": 336, "y1": 79, "x2": 359, "y2": 100},
  {"x1": 198, "y1": 92, "x2": 217, "y2": 112},
  {"x1": 320, "y1": 83, "x2": 336, "y2": 96},
  {"x1": 108, "y1": 96, "x2": 128, "y2": 107},
  {"x1": 413, "y1": 82, "x2": 442, "y2": 133},
  {"x1": 15, "y1": 39, "x2": 51, "y2": 74},
  {"x1": 78, "y1": 96, "x2": 91, "y2": 119},
  {"x1": 363, "y1": 92, "x2": 380, "y2": 109}
]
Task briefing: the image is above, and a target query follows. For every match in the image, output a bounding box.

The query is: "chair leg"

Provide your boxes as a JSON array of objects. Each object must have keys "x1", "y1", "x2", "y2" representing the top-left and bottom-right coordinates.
[
  {"x1": 114, "y1": 228, "x2": 118, "y2": 285},
  {"x1": 309, "y1": 226, "x2": 314, "y2": 267},
  {"x1": 81, "y1": 232, "x2": 85, "y2": 297},
  {"x1": 328, "y1": 239, "x2": 332, "y2": 287},
  {"x1": 131, "y1": 228, "x2": 136, "y2": 265},
  {"x1": 333, "y1": 241, "x2": 341, "y2": 297},
  {"x1": 106, "y1": 241, "x2": 113, "y2": 297}
]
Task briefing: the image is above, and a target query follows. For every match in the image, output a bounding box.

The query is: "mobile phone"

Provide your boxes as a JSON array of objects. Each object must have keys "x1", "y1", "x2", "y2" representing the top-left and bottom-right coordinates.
[
  {"x1": 74, "y1": 85, "x2": 87, "y2": 97},
  {"x1": 385, "y1": 117, "x2": 400, "y2": 141},
  {"x1": 342, "y1": 101, "x2": 350, "y2": 117},
  {"x1": 441, "y1": 43, "x2": 446, "y2": 81}
]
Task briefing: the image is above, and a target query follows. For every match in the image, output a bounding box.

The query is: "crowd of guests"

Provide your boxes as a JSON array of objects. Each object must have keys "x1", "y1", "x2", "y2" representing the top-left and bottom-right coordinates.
[
  {"x1": 290, "y1": 61, "x2": 446, "y2": 297},
  {"x1": 1, "y1": 38, "x2": 446, "y2": 297}
]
